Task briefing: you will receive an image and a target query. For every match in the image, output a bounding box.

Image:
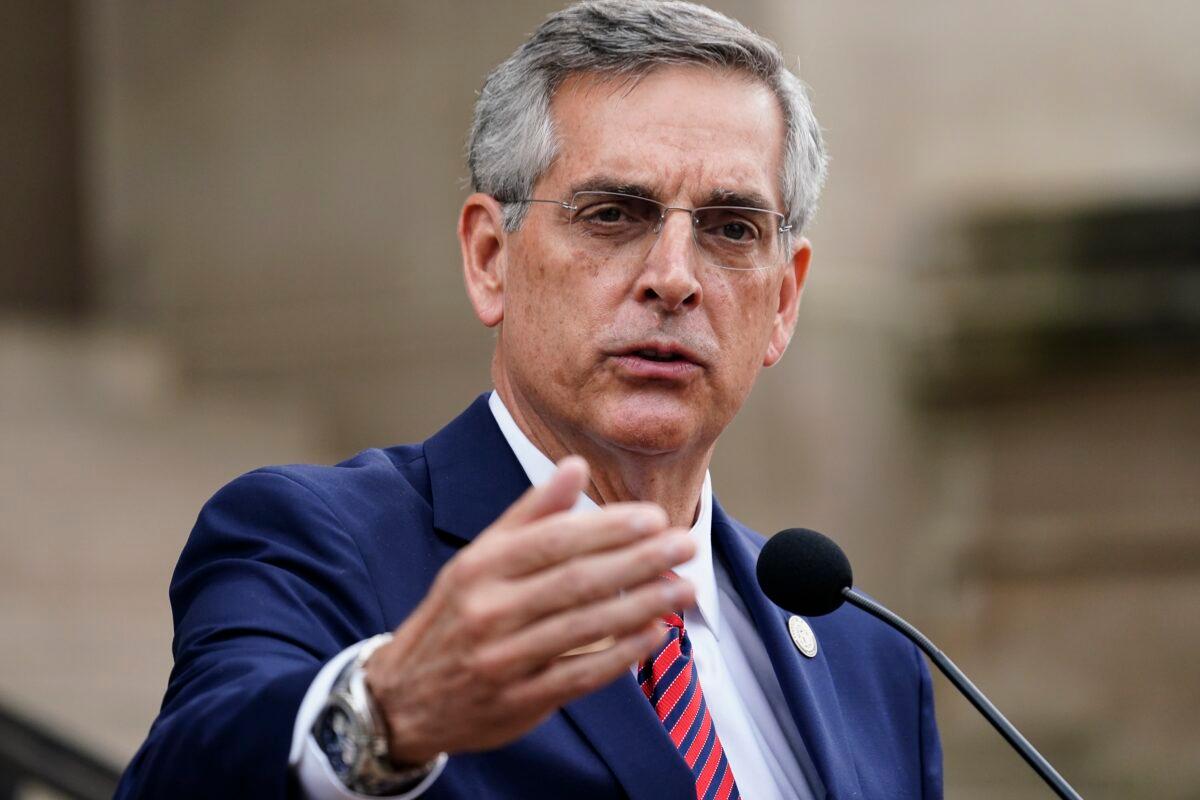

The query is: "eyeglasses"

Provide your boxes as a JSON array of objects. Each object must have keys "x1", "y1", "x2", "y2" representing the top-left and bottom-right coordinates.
[{"x1": 517, "y1": 191, "x2": 792, "y2": 272}]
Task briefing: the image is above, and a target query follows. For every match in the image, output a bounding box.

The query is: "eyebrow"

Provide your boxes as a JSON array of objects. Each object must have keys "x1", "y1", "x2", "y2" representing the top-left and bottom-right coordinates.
[
  {"x1": 568, "y1": 176, "x2": 658, "y2": 200},
  {"x1": 701, "y1": 187, "x2": 776, "y2": 212},
  {"x1": 567, "y1": 175, "x2": 777, "y2": 212}
]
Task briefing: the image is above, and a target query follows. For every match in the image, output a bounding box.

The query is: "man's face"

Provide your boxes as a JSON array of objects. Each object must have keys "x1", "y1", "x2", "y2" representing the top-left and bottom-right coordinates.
[{"x1": 484, "y1": 65, "x2": 809, "y2": 457}]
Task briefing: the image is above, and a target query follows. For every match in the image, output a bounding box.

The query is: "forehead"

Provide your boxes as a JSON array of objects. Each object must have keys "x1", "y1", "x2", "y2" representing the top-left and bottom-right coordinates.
[{"x1": 540, "y1": 65, "x2": 786, "y2": 207}]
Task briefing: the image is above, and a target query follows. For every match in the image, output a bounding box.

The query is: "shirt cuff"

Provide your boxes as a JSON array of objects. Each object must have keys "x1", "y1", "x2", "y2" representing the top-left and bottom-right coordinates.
[{"x1": 290, "y1": 639, "x2": 448, "y2": 799}]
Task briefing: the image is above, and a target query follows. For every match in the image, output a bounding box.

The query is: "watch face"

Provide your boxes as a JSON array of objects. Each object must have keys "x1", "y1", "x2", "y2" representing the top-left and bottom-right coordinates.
[{"x1": 317, "y1": 707, "x2": 359, "y2": 780}]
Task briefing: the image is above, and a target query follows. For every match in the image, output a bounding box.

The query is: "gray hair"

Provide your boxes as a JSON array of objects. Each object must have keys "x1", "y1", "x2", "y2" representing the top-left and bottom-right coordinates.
[{"x1": 467, "y1": 0, "x2": 828, "y2": 238}]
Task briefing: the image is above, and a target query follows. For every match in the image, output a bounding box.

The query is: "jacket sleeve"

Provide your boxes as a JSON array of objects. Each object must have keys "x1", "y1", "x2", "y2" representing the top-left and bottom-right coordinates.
[{"x1": 115, "y1": 468, "x2": 387, "y2": 799}]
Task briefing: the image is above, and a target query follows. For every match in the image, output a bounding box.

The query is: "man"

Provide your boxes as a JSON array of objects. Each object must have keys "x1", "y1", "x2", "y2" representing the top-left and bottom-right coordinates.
[{"x1": 118, "y1": 2, "x2": 941, "y2": 798}]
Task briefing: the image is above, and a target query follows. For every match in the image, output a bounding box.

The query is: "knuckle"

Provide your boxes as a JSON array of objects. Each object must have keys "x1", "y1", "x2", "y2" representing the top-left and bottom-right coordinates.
[
  {"x1": 571, "y1": 608, "x2": 609, "y2": 641},
  {"x1": 463, "y1": 646, "x2": 509, "y2": 687},
  {"x1": 497, "y1": 681, "x2": 540, "y2": 713},
  {"x1": 459, "y1": 593, "x2": 501, "y2": 635},
  {"x1": 531, "y1": 525, "x2": 568, "y2": 563},
  {"x1": 440, "y1": 559, "x2": 468, "y2": 588},
  {"x1": 557, "y1": 562, "x2": 598, "y2": 600},
  {"x1": 446, "y1": 548, "x2": 488, "y2": 586}
]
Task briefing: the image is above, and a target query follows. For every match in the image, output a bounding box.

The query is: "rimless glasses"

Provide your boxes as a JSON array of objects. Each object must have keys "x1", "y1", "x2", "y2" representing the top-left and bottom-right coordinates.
[{"x1": 516, "y1": 190, "x2": 792, "y2": 272}]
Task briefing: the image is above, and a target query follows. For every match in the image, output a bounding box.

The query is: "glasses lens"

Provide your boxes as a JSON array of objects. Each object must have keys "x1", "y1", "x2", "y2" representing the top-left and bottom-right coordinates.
[
  {"x1": 558, "y1": 192, "x2": 784, "y2": 271},
  {"x1": 693, "y1": 207, "x2": 782, "y2": 270},
  {"x1": 568, "y1": 192, "x2": 660, "y2": 245}
]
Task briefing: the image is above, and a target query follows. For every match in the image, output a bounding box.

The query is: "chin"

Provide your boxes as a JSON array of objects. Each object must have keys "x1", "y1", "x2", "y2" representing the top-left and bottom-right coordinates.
[{"x1": 590, "y1": 394, "x2": 701, "y2": 455}]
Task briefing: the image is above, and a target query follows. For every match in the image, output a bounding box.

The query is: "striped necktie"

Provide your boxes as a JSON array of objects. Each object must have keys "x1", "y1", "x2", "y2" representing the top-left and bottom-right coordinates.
[{"x1": 638, "y1": 600, "x2": 741, "y2": 800}]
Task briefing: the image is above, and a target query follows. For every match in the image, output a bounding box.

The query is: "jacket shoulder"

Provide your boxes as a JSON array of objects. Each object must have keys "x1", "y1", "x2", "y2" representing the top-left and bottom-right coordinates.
[
  {"x1": 175, "y1": 443, "x2": 436, "y2": 634},
  {"x1": 247, "y1": 442, "x2": 431, "y2": 514}
]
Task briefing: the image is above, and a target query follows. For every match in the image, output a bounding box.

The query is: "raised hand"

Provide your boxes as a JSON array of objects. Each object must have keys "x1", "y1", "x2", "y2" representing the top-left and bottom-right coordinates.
[{"x1": 363, "y1": 456, "x2": 696, "y2": 764}]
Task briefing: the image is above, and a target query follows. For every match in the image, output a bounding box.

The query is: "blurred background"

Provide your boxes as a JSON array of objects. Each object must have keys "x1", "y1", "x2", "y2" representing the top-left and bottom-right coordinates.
[{"x1": 2, "y1": 1, "x2": 1198, "y2": 798}]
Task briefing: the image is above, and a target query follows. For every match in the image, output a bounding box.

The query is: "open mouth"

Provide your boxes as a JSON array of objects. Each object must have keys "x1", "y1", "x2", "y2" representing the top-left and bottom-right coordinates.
[
  {"x1": 610, "y1": 343, "x2": 703, "y2": 380},
  {"x1": 609, "y1": 341, "x2": 703, "y2": 380},
  {"x1": 633, "y1": 349, "x2": 686, "y2": 363}
]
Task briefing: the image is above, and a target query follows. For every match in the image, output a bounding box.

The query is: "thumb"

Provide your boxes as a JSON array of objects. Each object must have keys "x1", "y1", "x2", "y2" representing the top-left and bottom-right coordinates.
[{"x1": 491, "y1": 455, "x2": 589, "y2": 531}]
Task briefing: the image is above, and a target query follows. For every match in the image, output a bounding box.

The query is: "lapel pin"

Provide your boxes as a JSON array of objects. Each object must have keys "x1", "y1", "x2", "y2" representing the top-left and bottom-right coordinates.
[{"x1": 788, "y1": 615, "x2": 818, "y2": 658}]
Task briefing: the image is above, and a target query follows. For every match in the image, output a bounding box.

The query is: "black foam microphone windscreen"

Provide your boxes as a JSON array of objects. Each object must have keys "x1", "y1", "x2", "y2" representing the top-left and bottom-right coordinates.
[{"x1": 756, "y1": 527, "x2": 854, "y2": 616}]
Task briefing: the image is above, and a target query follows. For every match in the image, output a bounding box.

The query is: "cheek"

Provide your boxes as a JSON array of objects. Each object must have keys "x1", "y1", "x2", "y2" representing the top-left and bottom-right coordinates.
[
  {"x1": 505, "y1": 245, "x2": 616, "y2": 359},
  {"x1": 708, "y1": 274, "x2": 779, "y2": 351},
  {"x1": 698, "y1": 277, "x2": 781, "y2": 410}
]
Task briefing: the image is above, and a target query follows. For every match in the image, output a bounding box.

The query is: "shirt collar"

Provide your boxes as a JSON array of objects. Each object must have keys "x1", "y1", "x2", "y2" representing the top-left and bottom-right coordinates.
[{"x1": 487, "y1": 390, "x2": 721, "y2": 639}]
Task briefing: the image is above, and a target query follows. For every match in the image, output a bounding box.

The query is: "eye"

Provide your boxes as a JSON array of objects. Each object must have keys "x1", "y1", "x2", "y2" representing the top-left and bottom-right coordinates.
[
  {"x1": 571, "y1": 193, "x2": 658, "y2": 230},
  {"x1": 721, "y1": 221, "x2": 750, "y2": 241},
  {"x1": 697, "y1": 209, "x2": 763, "y2": 244},
  {"x1": 590, "y1": 205, "x2": 626, "y2": 224},
  {"x1": 574, "y1": 200, "x2": 629, "y2": 224}
]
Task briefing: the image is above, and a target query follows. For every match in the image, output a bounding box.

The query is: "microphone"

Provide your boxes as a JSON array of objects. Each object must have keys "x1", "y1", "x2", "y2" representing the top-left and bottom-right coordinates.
[{"x1": 757, "y1": 528, "x2": 1083, "y2": 800}]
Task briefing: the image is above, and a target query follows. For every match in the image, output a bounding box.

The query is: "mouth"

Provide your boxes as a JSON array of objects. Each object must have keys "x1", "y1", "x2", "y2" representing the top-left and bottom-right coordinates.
[
  {"x1": 608, "y1": 341, "x2": 705, "y2": 380},
  {"x1": 616, "y1": 340, "x2": 703, "y2": 365},
  {"x1": 631, "y1": 348, "x2": 688, "y2": 363}
]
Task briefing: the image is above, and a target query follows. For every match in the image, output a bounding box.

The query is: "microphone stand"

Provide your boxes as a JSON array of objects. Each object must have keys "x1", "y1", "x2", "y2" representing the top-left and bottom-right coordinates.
[{"x1": 842, "y1": 588, "x2": 1084, "y2": 800}]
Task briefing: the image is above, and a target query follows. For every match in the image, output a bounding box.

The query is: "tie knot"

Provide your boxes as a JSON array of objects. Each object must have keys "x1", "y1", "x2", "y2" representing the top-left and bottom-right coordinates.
[
  {"x1": 658, "y1": 572, "x2": 686, "y2": 628},
  {"x1": 660, "y1": 610, "x2": 685, "y2": 631},
  {"x1": 638, "y1": 570, "x2": 741, "y2": 800}
]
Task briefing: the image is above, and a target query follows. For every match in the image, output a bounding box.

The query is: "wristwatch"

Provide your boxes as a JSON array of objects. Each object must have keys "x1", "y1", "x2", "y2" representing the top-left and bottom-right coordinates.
[{"x1": 312, "y1": 633, "x2": 443, "y2": 796}]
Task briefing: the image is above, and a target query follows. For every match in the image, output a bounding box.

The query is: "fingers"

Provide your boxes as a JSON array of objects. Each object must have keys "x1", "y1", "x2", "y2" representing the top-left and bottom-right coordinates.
[
  {"x1": 369, "y1": 457, "x2": 700, "y2": 761},
  {"x1": 489, "y1": 502, "x2": 670, "y2": 578},
  {"x1": 490, "y1": 456, "x2": 589, "y2": 531},
  {"x1": 492, "y1": 526, "x2": 694, "y2": 632},
  {"x1": 503, "y1": 622, "x2": 672, "y2": 712},
  {"x1": 445, "y1": 525, "x2": 692, "y2": 652},
  {"x1": 474, "y1": 575, "x2": 696, "y2": 683}
]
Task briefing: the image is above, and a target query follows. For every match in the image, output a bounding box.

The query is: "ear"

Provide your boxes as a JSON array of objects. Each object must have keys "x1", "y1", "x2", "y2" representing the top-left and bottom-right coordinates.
[
  {"x1": 459, "y1": 193, "x2": 508, "y2": 327},
  {"x1": 762, "y1": 237, "x2": 812, "y2": 367}
]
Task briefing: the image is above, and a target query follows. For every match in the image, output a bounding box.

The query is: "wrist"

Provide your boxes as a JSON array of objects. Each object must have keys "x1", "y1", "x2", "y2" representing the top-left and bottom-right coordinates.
[
  {"x1": 361, "y1": 638, "x2": 443, "y2": 767},
  {"x1": 313, "y1": 634, "x2": 445, "y2": 795}
]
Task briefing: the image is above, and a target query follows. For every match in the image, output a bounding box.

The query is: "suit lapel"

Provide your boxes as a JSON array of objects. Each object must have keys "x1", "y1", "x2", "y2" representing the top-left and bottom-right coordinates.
[
  {"x1": 561, "y1": 675, "x2": 698, "y2": 800},
  {"x1": 423, "y1": 393, "x2": 532, "y2": 544},
  {"x1": 422, "y1": 394, "x2": 694, "y2": 798},
  {"x1": 712, "y1": 500, "x2": 865, "y2": 800}
]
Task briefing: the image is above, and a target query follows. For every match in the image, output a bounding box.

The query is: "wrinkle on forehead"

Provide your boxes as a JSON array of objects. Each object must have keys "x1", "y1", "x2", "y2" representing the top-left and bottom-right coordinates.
[{"x1": 543, "y1": 65, "x2": 786, "y2": 210}]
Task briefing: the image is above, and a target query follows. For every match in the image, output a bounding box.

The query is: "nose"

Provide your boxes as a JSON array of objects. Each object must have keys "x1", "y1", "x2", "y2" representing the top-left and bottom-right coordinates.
[{"x1": 635, "y1": 208, "x2": 703, "y2": 312}]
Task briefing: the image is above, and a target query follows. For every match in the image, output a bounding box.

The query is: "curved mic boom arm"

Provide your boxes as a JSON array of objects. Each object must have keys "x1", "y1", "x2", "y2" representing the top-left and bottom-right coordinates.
[{"x1": 841, "y1": 587, "x2": 1084, "y2": 800}]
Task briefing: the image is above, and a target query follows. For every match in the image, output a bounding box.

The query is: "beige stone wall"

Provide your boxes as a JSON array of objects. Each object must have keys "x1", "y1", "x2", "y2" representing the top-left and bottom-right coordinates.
[
  {"x1": 762, "y1": 4, "x2": 1200, "y2": 796},
  {"x1": 1, "y1": 2, "x2": 1197, "y2": 796}
]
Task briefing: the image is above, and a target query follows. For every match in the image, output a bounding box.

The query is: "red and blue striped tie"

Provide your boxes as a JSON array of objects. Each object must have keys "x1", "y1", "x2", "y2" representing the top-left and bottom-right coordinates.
[{"x1": 638, "y1": 599, "x2": 741, "y2": 800}]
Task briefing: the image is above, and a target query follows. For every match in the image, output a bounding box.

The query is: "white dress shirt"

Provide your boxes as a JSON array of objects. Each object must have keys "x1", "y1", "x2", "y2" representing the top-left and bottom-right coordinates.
[{"x1": 291, "y1": 392, "x2": 823, "y2": 799}]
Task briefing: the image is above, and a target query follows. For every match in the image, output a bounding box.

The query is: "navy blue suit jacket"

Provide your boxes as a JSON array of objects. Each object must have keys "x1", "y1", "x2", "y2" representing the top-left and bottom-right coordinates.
[{"x1": 118, "y1": 394, "x2": 942, "y2": 799}]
